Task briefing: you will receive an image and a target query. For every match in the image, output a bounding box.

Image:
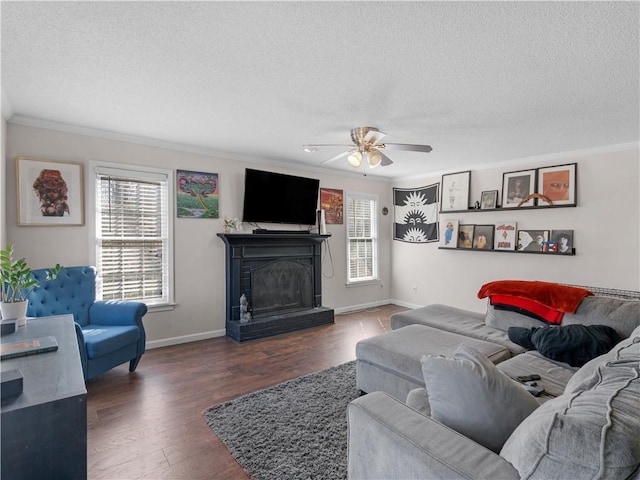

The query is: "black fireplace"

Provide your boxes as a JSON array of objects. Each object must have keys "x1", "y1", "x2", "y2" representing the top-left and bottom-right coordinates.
[{"x1": 217, "y1": 233, "x2": 334, "y2": 341}]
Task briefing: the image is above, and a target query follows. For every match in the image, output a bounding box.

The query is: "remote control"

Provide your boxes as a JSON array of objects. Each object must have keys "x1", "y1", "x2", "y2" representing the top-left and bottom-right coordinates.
[{"x1": 517, "y1": 374, "x2": 541, "y2": 383}]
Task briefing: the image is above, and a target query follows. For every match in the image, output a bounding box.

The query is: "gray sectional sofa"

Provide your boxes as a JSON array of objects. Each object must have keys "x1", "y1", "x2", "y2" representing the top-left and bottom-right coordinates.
[{"x1": 348, "y1": 291, "x2": 640, "y2": 479}]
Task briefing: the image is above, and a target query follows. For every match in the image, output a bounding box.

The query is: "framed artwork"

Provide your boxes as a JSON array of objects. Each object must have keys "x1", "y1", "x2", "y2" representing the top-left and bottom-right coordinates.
[
  {"x1": 480, "y1": 190, "x2": 498, "y2": 209},
  {"x1": 472, "y1": 224, "x2": 494, "y2": 250},
  {"x1": 517, "y1": 229, "x2": 549, "y2": 252},
  {"x1": 393, "y1": 184, "x2": 439, "y2": 243},
  {"x1": 502, "y1": 169, "x2": 536, "y2": 208},
  {"x1": 439, "y1": 219, "x2": 459, "y2": 248},
  {"x1": 16, "y1": 156, "x2": 84, "y2": 226},
  {"x1": 320, "y1": 188, "x2": 344, "y2": 224},
  {"x1": 440, "y1": 171, "x2": 471, "y2": 212},
  {"x1": 176, "y1": 170, "x2": 219, "y2": 218},
  {"x1": 537, "y1": 163, "x2": 577, "y2": 206},
  {"x1": 458, "y1": 224, "x2": 475, "y2": 249},
  {"x1": 494, "y1": 221, "x2": 517, "y2": 250},
  {"x1": 551, "y1": 229, "x2": 574, "y2": 254}
]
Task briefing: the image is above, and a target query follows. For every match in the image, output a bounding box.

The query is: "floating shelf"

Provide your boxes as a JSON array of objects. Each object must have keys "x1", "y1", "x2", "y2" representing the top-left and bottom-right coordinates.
[
  {"x1": 440, "y1": 204, "x2": 576, "y2": 214},
  {"x1": 438, "y1": 247, "x2": 575, "y2": 256}
]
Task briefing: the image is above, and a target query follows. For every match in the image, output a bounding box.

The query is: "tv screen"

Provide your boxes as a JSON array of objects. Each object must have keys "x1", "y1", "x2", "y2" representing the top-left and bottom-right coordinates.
[{"x1": 242, "y1": 168, "x2": 320, "y2": 225}]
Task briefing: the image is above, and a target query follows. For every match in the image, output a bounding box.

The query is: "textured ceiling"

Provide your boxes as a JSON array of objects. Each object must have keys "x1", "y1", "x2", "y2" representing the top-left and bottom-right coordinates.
[{"x1": 2, "y1": 1, "x2": 638, "y2": 180}]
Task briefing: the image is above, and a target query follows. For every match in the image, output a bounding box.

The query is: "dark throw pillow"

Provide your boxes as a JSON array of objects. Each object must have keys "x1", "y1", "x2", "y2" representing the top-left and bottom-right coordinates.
[{"x1": 507, "y1": 324, "x2": 621, "y2": 367}]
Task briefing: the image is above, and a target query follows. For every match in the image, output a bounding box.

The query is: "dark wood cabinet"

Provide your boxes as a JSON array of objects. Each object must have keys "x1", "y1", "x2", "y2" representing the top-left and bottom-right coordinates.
[{"x1": 1, "y1": 315, "x2": 87, "y2": 480}]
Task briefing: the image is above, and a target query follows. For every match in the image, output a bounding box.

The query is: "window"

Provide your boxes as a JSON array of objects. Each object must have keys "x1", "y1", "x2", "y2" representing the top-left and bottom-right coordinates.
[
  {"x1": 93, "y1": 164, "x2": 174, "y2": 307},
  {"x1": 346, "y1": 193, "x2": 378, "y2": 284}
]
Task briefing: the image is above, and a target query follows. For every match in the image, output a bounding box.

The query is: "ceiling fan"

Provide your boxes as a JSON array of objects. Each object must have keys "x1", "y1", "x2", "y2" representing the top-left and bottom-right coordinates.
[{"x1": 303, "y1": 126, "x2": 432, "y2": 169}]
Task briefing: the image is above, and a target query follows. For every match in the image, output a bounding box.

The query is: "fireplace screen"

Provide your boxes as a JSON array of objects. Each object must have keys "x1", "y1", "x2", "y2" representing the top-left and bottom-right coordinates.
[{"x1": 250, "y1": 259, "x2": 314, "y2": 318}]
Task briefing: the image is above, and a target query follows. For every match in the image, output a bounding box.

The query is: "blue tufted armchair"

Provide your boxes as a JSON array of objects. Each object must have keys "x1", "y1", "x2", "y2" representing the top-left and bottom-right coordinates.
[{"x1": 27, "y1": 266, "x2": 147, "y2": 381}]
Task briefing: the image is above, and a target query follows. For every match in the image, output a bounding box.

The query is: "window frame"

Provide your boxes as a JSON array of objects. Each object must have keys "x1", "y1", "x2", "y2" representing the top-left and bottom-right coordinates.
[
  {"x1": 345, "y1": 192, "x2": 379, "y2": 286},
  {"x1": 89, "y1": 161, "x2": 175, "y2": 311}
]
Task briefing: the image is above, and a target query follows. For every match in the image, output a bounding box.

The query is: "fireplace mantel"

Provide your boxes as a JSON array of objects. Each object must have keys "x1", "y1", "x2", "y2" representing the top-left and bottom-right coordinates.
[{"x1": 217, "y1": 233, "x2": 334, "y2": 341}]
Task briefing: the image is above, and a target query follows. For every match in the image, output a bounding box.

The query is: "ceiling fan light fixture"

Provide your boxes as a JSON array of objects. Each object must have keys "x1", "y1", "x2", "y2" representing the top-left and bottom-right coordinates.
[
  {"x1": 367, "y1": 150, "x2": 382, "y2": 168},
  {"x1": 347, "y1": 151, "x2": 362, "y2": 168}
]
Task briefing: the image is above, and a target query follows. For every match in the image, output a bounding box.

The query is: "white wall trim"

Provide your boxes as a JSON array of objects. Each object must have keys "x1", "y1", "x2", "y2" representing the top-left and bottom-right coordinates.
[
  {"x1": 7, "y1": 114, "x2": 390, "y2": 182},
  {"x1": 389, "y1": 299, "x2": 423, "y2": 310},
  {"x1": 334, "y1": 299, "x2": 396, "y2": 314},
  {"x1": 146, "y1": 328, "x2": 226, "y2": 349},
  {"x1": 395, "y1": 142, "x2": 640, "y2": 183}
]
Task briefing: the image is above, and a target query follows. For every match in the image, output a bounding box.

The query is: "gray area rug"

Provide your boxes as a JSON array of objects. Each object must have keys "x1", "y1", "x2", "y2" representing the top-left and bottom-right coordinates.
[{"x1": 203, "y1": 361, "x2": 358, "y2": 480}]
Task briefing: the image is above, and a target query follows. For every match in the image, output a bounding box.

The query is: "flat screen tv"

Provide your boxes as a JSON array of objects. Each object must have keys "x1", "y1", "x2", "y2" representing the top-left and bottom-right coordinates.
[{"x1": 242, "y1": 168, "x2": 320, "y2": 225}]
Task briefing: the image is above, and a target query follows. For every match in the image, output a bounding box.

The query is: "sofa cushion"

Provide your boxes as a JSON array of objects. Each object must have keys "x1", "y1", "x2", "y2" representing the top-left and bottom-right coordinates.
[
  {"x1": 500, "y1": 359, "x2": 640, "y2": 479},
  {"x1": 391, "y1": 304, "x2": 527, "y2": 354},
  {"x1": 561, "y1": 295, "x2": 640, "y2": 339},
  {"x1": 508, "y1": 324, "x2": 621, "y2": 367},
  {"x1": 496, "y1": 351, "x2": 576, "y2": 399},
  {"x1": 565, "y1": 329, "x2": 640, "y2": 394},
  {"x1": 421, "y1": 344, "x2": 539, "y2": 453},
  {"x1": 83, "y1": 325, "x2": 140, "y2": 359}
]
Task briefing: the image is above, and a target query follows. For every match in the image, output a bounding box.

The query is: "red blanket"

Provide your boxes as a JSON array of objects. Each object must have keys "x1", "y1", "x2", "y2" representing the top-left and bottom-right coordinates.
[{"x1": 477, "y1": 280, "x2": 593, "y2": 314}]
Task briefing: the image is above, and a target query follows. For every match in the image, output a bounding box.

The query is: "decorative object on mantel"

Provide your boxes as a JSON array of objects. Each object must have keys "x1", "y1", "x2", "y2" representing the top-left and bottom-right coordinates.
[
  {"x1": 393, "y1": 184, "x2": 439, "y2": 243},
  {"x1": 0, "y1": 244, "x2": 63, "y2": 326},
  {"x1": 176, "y1": 169, "x2": 219, "y2": 219},
  {"x1": 222, "y1": 217, "x2": 242, "y2": 234},
  {"x1": 239, "y1": 294, "x2": 251, "y2": 324},
  {"x1": 320, "y1": 188, "x2": 344, "y2": 224},
  {"x1": 16, "y1": 156, "x2": 84, "y2": 226}
]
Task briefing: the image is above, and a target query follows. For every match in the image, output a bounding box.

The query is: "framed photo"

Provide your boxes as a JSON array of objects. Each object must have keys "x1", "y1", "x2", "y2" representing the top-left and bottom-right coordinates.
[
  {"x1": 480, "y1": 190, "x2": 498, "y2": 209},
  {"x1": 551, "y1": 229, "x2": 574, "y2": 254},
  {"x1": 320, "y1": 188, "x2": 344, "y2": 224},
  {"x1": 458, "y1": 224, "x2": 475, "y2": 249},
  {"x1": 517, "y1": 229, "x2": 549, "y2": 252},
  {"x1": 439, "y1": 219, "x2": 459, "y2": 248},
  {"x1": 440, "y1": 171, "x2": 471, "y2": 212},
  {"x1": 494, "y1": 221, "x2": 517, "y2": 250},
  {"x1": 16, "y1": 156, "x2": 84, "y2": 226},
  {"x1": 472, "y1": 224, "x2": 494, "y2": 250},
  {"x1": 176, "y1": 170, "x2": 219, "y2": 218},
  {"x1": 502, "y1": 169, "x2": 536, "y2": 208},
  {"x1": 537, "y1": 163, "x2": 577, "y2": 206}
]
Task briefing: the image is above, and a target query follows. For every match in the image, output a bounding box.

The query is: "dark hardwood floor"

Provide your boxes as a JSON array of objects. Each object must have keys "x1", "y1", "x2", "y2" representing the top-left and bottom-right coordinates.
[{"x1": 86, "y1": 304, "x2": 407, "y2": 479}]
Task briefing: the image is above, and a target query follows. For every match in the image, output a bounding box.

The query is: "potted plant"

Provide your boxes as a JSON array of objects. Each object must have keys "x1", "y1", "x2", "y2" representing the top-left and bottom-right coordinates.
[{"x1": 0, "y1": 244, "x2": 63, "y2": 325}]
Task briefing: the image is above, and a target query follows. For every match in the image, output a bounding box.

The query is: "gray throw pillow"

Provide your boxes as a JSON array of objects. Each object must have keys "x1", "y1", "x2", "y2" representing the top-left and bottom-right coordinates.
[
  {"x1": 421, "y1": 344, "x2": 540, "y2": 453},
  {"x1": 501, "y1": 359, "x2": 640, "y2": 479}
]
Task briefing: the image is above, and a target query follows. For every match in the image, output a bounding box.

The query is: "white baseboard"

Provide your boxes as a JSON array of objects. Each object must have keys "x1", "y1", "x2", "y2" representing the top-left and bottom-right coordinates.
[
  {"x1": 146, "y1": 300, "x2": 421, "y2": 348},
  {"x1": 389, "y1": 299, "x2": 424, "y2": 310},
  {"x1": 146, "y1": 328, "x2": 226, "y2": 349}
]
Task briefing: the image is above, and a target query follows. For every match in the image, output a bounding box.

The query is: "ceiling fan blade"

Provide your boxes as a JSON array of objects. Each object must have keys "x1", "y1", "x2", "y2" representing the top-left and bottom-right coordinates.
[
  {"x1": 303, "y1": 144, "x2": 354, "y2": 148},
  {"x1": 363, "y1": 129, "x2": 386, "y2": 145},
  {"x1": 378, "y1": 151, "x2": 393, "y2": 167},
  {"x1": 383, "y1": 143, "x2": 433, "y2": 153},
  {"x1": 321, "y1": 151, "x2": 351, "y2": 165}
]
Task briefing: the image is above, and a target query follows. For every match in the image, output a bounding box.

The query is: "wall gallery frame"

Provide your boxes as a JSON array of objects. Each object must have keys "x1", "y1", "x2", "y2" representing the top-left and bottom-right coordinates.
[
  {"x1": 176, "y1": 169, "x2": 219, "y2": 218},
  {"x1": 537, "y1": 163, "x2": 577, "y2": 206},
  {"x1": 319, "y1": 188, "x2": 344, "y2": 224},
  {"x1": 440, "y1": 171, "x2": 471, "y2": 212},
  {"x1": 16, "y1": 156, "x2": 84, "y2": 226},
  {"x1": 480, "y1": 190, "x2": 498, "y2": 209},
  {"x1": 458, "y1": 224, "x2": 475, "y2": 248},
  {"x1": 502, "y1": 169, "x2": 537, "y2": 208},
  {"x1": 472, "y1": 224, "x2": 494, "y2": 249},
  {"x1": 439, "y1": 219, "x2": 459, "y2": 248},
  {"x1": 551, "y1": 229, "x2": 574, "y2": 254}
]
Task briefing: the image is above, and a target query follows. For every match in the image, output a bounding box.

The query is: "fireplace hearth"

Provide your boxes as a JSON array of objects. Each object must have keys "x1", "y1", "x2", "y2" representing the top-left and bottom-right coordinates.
[{"x1": 218, "y1": 233, "x2": 334, "y2": 341}]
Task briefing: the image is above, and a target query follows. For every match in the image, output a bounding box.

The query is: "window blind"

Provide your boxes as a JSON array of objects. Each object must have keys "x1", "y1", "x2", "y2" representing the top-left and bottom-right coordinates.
[
  {"x1": 346, "y1": 194, "x2": 378, "y2": 283},
  {"x1": 95, "y1": 169, "x2": 171, "y2": 305}
]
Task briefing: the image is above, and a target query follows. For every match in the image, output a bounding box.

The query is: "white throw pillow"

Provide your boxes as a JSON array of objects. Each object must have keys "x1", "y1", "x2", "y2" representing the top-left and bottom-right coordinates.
[{"x1": 421, "y1": 344, "x2": 540, "y2": 453}]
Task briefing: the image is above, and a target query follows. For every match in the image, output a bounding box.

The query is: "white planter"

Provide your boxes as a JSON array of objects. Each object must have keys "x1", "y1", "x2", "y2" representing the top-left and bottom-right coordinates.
[{"x1": 0, "y1": 300, "x2": 29, "y2": 326}]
